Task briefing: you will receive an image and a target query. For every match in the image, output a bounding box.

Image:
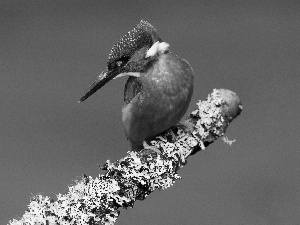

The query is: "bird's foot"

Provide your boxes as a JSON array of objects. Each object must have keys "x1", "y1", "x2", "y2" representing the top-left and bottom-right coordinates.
[
  {"x1": 166, "y1": 128, "x2": 177, "y2": 142},
  {"x1": 177, "y1": 121, "x2": 195, "y2": 133},
  {"x1": 142, "y1": 141, "x2": 162, "y2": 155}
]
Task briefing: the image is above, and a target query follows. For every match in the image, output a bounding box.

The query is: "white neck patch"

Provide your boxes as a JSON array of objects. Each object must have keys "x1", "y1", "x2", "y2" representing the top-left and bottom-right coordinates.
[
  {"x1": 145, "y1": 41, "x2": 170, "y2": 58},
  {"x1": 114, "y1": 72, "x2": 141, "y2": 79}
]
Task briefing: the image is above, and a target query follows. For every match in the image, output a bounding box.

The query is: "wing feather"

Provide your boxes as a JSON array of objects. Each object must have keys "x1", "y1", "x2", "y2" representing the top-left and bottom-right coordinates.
[{"x1": 124, "y1": 76, "x2": 142, "y2": 105}]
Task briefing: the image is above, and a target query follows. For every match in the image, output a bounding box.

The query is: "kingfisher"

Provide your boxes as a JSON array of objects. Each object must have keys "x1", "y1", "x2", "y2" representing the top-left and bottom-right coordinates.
[{"x1": 79, "y1": 20, "x2": 194, "y2": 151}]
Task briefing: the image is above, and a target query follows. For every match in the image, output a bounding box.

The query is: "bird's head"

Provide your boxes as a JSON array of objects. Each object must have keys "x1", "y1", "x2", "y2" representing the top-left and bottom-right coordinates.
[{"x1": 79, "y1": 20, "x2": 170, "y2": 102}]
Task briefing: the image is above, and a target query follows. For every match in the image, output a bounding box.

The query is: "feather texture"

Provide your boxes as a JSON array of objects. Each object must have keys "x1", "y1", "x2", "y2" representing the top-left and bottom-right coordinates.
[{"x1": 107, "y1": 20, "x2": 161, "y2": 71}]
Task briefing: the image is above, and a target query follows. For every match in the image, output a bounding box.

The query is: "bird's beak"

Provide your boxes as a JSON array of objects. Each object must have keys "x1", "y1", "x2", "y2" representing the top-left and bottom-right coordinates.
[{"x1": 78, "y1": 69, "x2": 120, "y2": 102}]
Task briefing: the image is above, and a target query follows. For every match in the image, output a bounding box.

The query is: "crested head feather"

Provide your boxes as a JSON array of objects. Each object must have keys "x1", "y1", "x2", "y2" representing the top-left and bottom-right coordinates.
[{"x1": 107, "y1": 20, "x2": 161, "y2": 71}]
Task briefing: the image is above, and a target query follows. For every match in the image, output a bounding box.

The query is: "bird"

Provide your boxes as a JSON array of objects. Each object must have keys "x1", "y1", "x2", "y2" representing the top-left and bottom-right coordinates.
[{"x1": 79, "y1": 20, "x2": 194, "y2": 151}]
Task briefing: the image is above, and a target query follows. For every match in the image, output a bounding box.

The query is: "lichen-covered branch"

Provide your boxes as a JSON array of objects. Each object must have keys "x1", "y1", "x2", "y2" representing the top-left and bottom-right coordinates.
[{"x1": 9, "y1": 89, "x2": 242, "y2": 225}]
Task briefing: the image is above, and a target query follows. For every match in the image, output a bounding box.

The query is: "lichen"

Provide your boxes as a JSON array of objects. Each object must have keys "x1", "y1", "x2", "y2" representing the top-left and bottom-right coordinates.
[{"x1": 9, "y1": 89, "x2": 242, "y2": 225}]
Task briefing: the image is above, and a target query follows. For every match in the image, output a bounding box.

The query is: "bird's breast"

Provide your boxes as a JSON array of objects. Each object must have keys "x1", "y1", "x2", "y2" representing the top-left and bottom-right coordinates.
[{"x1": 122, "y1": 52, "x2": 194, "y2": 146}]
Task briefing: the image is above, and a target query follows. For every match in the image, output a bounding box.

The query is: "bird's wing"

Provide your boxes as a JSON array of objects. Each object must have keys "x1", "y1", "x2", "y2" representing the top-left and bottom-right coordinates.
[{"x1": 124, "y1": 76, "x2": 142, "y2": 105}]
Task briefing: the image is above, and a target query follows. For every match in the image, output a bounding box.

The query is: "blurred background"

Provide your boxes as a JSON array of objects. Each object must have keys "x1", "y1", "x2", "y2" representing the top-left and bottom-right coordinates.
[{"x1": 1, "y1": 0, "x2": 300, "y2": 224}]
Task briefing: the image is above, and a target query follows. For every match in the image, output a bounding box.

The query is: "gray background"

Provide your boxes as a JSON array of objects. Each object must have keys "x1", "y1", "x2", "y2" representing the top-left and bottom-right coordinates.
[{"x1": 1, "y1": 0, "x2": 300, "y2": 224}]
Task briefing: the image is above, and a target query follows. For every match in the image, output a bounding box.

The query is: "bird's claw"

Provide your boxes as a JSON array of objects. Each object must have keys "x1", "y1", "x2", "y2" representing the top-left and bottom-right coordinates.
[
  {"x1": 142, "y1": 141, "x2": 162, "y2": 155},
  {"x1": 177, "y1": 121, "x2": 194, "y2": 133},
  {"x1": 167, "y1": 129, "x2": 177, "y2": 141}
]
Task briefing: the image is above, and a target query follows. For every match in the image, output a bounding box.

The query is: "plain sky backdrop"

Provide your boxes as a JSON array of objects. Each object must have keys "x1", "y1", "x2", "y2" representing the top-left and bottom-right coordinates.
[{"x1": 1, "y1": 1, "x2": 300, "y2": 224}]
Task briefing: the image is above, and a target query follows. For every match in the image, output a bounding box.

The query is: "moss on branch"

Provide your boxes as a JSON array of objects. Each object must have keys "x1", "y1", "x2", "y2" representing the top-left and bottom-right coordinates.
[{"x1": 9, "y1": 89, "x2": 242, "y2": 225}]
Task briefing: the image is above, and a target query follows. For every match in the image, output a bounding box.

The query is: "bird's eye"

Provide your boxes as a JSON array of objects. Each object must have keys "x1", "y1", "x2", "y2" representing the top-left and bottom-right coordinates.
[{"x1": 107, "y1": 55, "x2": 130, "y2": 71}]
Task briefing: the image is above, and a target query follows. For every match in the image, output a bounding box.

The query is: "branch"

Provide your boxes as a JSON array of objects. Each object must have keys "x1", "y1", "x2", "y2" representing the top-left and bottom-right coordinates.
[{"x1": 9, "y1": 89, "x2": 243, "y2": 225}]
